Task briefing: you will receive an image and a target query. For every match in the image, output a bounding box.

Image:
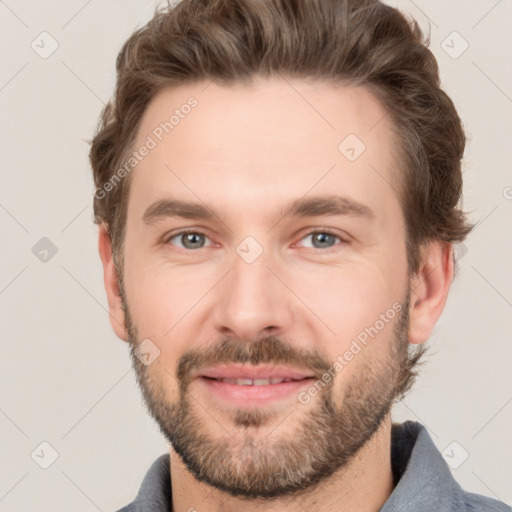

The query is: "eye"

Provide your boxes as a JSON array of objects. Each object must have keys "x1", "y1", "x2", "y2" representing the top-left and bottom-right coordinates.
[
  {"x1": 166, "y1": 230, "x2": 213, "y2": 250},
  {"x1": 164, "y1": 229, "x2": 346, "y2": 251},
  {"x1": 297, "y1": 230, "x2": 345, "y2": 250}
]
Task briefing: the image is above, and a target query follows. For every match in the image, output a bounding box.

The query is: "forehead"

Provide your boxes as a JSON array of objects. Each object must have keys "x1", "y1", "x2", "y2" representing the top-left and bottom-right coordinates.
[{"x1": 127, "y1": 77, "x2": 401, "y2": 226}]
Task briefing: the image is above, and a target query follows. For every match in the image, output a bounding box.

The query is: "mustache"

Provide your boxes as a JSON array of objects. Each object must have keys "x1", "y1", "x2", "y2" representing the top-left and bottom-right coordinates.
[{"x1": 176, "y1": 336, "x2": 332, "y2": 387}]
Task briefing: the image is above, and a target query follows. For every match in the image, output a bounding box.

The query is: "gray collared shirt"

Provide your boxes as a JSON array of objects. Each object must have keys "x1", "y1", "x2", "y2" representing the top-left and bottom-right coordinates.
[{"x1": 116, "y1": 421, "x2": 510, "y2": 511}]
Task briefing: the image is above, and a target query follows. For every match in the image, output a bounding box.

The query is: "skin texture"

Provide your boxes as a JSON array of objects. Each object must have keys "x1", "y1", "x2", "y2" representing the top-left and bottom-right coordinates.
[{"x1": 98, "y1": 77, "x2": 454, "y2": 512}]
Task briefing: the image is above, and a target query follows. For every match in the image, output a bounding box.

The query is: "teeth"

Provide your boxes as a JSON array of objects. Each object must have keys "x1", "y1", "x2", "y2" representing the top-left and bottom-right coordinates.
[
  {"x1": 218, "y1": 377, "x2": 296, "y2": 385},
  {"x1": 218, "y1": 378, "x2": 241, "y2": 384},
  {"x1": 236, "y1": 378, "x2": 254, "y2": 386},
  {"x1": 253, "y1": 379, "x2": 270, "y2": 385}
]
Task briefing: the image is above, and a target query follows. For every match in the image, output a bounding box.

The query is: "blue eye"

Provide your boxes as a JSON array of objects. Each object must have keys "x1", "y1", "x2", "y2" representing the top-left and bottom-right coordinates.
[
  {"x1": 167, "y1": 231, "x2": 213, "y2": 250},
  {"x1": 166, "y1": 230, "x2": 345, "y2": 251},
  {"x1": 298, "y1": 231, "x2": 343, "y2": 250}
]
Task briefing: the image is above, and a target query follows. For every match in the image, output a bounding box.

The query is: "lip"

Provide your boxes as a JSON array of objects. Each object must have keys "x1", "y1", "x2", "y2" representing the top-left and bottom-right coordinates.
[
  {"x1": 198, "y1": 364, "x2": 314, "y2": 381},
  {"x1": 193, "y1": 365, "x2": 316, "y2": 407}
]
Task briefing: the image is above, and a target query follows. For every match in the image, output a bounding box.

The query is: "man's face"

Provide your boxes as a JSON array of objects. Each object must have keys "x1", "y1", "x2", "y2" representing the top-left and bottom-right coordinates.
[{"x1": 119, "y1": 78, "x2": 413, "y2": 498}]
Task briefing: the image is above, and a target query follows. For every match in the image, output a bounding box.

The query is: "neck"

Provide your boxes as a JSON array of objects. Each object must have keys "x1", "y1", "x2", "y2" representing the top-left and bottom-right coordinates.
[{"x1": 170, "y1": 415, "x2": 395, "y2": 512}]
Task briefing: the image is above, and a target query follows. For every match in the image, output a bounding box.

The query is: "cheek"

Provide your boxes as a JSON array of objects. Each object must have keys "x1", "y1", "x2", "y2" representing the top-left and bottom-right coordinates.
[
  {"x1": 291, "y1": 260, "x2": 401, "y2": 340},
  {"x1": 122, "y1": 257, "x2": 217, "y2": 352},
  {"x1": 309, "y1": 270, "x2": 404, "y2": 399},
  {"x1": 292, "y1": 265, "x2": 406, "y2": 398}
]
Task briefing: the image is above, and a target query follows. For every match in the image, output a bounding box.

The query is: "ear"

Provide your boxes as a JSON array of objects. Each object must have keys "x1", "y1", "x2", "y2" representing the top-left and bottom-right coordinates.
[
  {"x1": 98, "y1": 223, "x2": 129, "y2": 342},
  {"x1": 408, "y1": 240, "x2": 454, "y2": 344}
]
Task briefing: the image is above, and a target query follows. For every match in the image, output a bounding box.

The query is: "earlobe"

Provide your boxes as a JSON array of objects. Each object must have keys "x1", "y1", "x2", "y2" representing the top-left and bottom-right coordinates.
[
  {"x1": 408, "y1": 241, "x2": 454, "y2": 344},
  {"x1": 98, "y1": 224, "x2": 129, "y2": 342}
]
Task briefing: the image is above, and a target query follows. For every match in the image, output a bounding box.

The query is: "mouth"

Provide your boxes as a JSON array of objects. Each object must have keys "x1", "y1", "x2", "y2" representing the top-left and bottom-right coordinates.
[
  {"x1": 195, "y1": 365, "x2": 316, "y2": 406},
  {"x1": 202, "y1": 376, "x2": 309, "y2": 385}
]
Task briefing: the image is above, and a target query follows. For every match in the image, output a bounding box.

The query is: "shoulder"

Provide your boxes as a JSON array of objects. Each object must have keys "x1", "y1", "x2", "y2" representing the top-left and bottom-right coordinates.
[
  {"x1": 463, "y1": 492, "x2": 511, "y2": 512},
  {"x1": 110, "y1": 453, "x2": 172, "y2": 512},
  {"x1": 112, "y1": 505, "x2": 134, "y2": 512},
  {"x1": 387, "y1": 422, "x2": 510, "y2": 512}
]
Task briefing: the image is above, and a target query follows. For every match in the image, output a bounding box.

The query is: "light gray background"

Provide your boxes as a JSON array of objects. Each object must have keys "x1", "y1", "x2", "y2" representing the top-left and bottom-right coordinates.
[{"x1": 0, "y1": 1, "x2": 511, "y2": 510}]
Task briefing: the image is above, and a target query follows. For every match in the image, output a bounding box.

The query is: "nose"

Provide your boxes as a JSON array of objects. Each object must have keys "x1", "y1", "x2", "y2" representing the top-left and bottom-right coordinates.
[{"x1": 212, "y1": 247, "x2": 294, "y2": 341}]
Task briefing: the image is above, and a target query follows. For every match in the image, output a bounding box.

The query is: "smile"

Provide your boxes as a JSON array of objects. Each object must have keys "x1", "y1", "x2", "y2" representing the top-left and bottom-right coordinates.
[{"x1": 205, "y1": 377, "x2": 307, "y2": 386}]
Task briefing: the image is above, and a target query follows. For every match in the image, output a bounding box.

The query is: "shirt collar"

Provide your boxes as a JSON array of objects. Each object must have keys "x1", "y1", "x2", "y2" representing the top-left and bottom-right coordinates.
[
  {"x1": 132, "y1": 452, "x2": 172, "y2": 512},
  {"x1": 129, "y1": 421, "x2": 467, "y2": 511},
  {"x1": 380, "y1": 420, "x2": 466, "y2": 511}
]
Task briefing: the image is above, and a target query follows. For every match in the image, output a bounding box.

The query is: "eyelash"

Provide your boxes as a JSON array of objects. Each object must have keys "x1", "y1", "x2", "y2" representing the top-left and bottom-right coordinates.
[{"x1": 164, "y1": 229, "x2": 348, "y2": 252}]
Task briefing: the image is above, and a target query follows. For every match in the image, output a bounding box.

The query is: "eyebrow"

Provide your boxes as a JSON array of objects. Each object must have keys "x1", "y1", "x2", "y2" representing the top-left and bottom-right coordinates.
[{"x1": 142, "y1": 195, "x2": 374, "y2": 225}]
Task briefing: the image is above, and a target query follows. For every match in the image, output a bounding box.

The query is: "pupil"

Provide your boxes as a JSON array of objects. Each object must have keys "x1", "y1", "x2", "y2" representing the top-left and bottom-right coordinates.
[
  {"x1": 314, "y1": 233, "x2": 333, "y2": 248},
  {"x1": 184, "y1": 233, "x2": 203, "y2": 248},
  {"x1": 180, "y1": 232, "x2": 334, "y2": 249}
]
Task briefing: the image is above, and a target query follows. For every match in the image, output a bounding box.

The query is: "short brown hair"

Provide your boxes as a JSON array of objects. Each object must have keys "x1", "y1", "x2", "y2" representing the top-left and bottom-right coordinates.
[{"x1": 89, "y1": 0, "x2": 474, "y2": 274}]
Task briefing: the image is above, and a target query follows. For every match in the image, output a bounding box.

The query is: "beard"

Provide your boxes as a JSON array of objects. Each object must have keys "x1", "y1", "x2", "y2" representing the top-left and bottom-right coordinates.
[{"x1": 123, "y1": 291, "x2": 424, "y2": 500}]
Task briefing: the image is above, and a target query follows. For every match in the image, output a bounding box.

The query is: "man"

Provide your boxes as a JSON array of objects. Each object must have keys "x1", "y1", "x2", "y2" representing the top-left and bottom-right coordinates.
[{"x1": 89, "y1": 0, "x2": 510, "y2": 510}]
